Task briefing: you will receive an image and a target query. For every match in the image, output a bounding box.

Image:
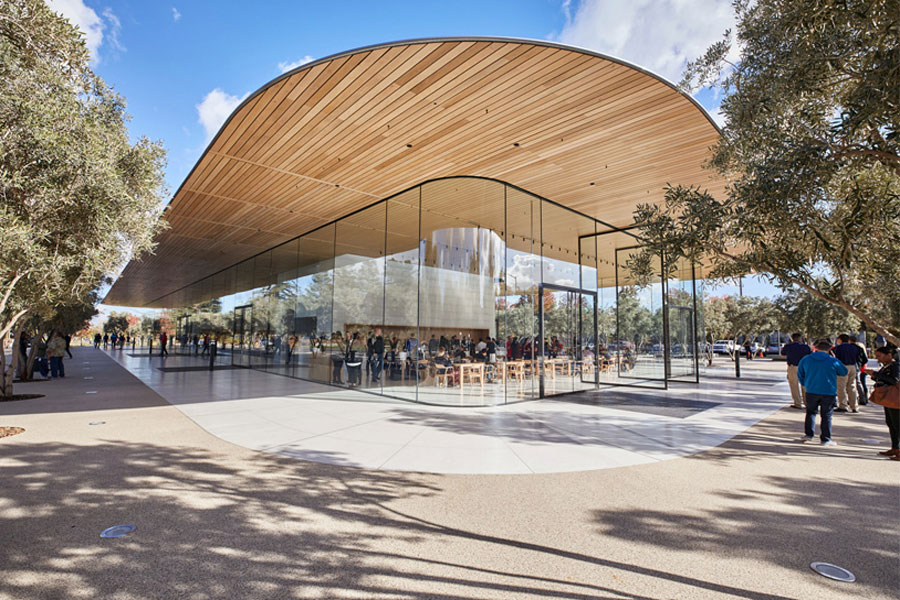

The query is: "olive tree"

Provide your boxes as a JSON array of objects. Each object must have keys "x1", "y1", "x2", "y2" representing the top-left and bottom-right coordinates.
[
  {"x1": 630, "y1": 0, "x2": 899, "y2": 346},
  {"x1": 0, "y1": 0, "x2": 166, "y2": 396}
]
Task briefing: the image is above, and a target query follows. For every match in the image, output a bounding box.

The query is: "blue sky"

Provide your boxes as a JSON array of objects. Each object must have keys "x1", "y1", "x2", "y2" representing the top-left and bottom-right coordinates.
[{"x1": 45, "y1": 0, "x2": 777, "y2": 314}]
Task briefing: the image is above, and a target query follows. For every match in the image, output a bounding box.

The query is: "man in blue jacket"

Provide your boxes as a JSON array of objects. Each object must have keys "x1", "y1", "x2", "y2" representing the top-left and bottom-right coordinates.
[{"x1": 798, "y1": 338, "x2": 848, "y2": 446}]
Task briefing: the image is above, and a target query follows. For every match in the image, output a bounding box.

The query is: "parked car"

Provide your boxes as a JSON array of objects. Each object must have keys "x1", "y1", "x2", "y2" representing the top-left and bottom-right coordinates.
[
  {"x1": 713, "y1": 340, "x2": 735, "y2": 354},
  {"x1": 766, "y1": 343, "x2": 783, "y2": 356}
]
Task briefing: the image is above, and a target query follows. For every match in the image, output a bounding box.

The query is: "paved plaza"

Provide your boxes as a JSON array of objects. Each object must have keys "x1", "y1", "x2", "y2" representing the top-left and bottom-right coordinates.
[
  {"x1": 1, "y1": 346, "x2": 897, "y2": 599},
  {"x1": 107, "y1": 350, "x2": 790, "y2": 474}
]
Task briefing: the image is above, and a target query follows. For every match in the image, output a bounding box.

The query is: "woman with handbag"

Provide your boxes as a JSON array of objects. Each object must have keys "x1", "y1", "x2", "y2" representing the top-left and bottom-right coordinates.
[{"x1": 870, "y1": 346, "x2": 900, "y2": 460}]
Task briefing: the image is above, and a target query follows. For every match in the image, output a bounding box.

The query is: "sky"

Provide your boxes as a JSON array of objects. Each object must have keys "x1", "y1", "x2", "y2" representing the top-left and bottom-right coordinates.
[{"x1": 43, "y1": 0, "x2": 776, "y2": 318}]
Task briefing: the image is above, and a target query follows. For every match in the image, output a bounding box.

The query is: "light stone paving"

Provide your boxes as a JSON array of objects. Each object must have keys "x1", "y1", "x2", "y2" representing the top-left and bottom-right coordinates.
[{"x1": 108, "y1": 350, "x2": 791, "y2": 474}]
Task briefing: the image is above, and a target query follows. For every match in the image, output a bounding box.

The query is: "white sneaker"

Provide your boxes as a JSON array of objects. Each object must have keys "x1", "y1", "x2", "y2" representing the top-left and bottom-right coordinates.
[
  {"x1": 800, "y1": 436, "x2": 813, "y2": 443},
  {"x1": 822, "y1": 440, "x2": 837, "y2": 447}
]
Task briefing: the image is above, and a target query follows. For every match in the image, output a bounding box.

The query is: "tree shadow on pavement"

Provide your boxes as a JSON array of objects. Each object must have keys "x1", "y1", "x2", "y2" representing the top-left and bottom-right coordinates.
[
  {"x1": 1, "y1": 439, "x2": 804, "y2": 600},
  {"x1": 591, "y1": 470, "x2": 899, "y2": 598}
]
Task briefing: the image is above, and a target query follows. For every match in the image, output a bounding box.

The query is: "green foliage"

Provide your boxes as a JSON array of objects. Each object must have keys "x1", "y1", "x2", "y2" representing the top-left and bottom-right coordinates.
[
  {"x1": 701, "y1": 294, "x2": 782, "y2": 347},
  {"x1": 0, "y1": 0, "x2": 167, "y2": 395},
  {"x1": 774, "y1": 287, "x2": 858, "y2": 339},
  {"x1": 632, "y1": 0, "x2": 900, "y2": 346},
  {"x1": 103, "y1": 312, "x2": 131, "y2": 335}
]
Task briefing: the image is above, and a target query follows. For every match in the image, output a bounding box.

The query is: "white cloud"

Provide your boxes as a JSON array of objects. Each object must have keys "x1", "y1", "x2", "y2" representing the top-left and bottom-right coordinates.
[
  {"x1": 196, "y1": 88, "x2": 250, "y2": 143},
  {"x1": 278, "y1": 55, "x2": 315, "y2": 74},
  {"x1": 47, "y1": 0, "x2": 103, "y2": 57},
  {"x1": 101, "y1": 7, "x2": 124, "y2": 52},
  {"x1": 172, "y1": 7, "x2": 182, "y2": 22},
  {"x1": 557, "y1": 0, "x2": 736, "y2": 86},
  {"x1": 47, "y1": 0, "x2": 123, "y2": 61}
]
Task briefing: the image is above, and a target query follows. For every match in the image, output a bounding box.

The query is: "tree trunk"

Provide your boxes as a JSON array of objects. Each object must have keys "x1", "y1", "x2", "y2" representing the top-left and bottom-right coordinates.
[
  {"x1": 24, "y1": 325, "x2": 47, "y2": 380},
  {"x1": 1, "y1": 320, "x2": 25, "y2": 398}
]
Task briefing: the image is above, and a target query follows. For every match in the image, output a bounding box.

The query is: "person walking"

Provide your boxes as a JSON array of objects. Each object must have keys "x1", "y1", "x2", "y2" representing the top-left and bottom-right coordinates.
[
  {"x1": 797, "y1": 338, "x2": 848, "y2": 446},
  {"x1": 159, "y1": 331, "x2": 169, "y2": 357},
  {"x1": 94, "y1": 332, "x2": 101, "y2": 348},
  {"x1": 64, "y1": 334, "x2": 73, "y2": 359},
  {"x1": 781, "y1": 333, "x2": 812, "y2": 409},
  {"x1": 870, "y1": 346, "x2": 900, "y2": 461},
  {"x1": 47, "y1": 331, "x2": 67, "y2": 378},
  {"x1": 371, "y1": 328, "x2": 385, "y2": 383},
  {"x1": 833, "y1": 334, "x2": 861, "y2": 413}
]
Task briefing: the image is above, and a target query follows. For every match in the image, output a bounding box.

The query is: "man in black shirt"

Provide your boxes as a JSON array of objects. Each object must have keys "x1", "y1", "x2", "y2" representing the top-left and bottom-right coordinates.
[
  {"x1": 833, "y1": 333, "x2": 861, "y2": 412},
  {"x1": 371, "y1": 328, "x2": 385, "y2": 383},
  {"x1": 781, "y1": 333, "x2": 812, "y2": 408}
]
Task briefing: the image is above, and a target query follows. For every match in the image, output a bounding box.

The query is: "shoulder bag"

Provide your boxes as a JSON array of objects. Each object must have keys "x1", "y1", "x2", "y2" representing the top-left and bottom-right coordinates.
[{"x1": 870, "y1": 383, "x2": 900, "y2": 410}]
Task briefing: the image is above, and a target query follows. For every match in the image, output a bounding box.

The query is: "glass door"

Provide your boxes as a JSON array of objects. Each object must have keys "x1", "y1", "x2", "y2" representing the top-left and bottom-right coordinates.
[
  {"x1": 232, "y1": 305, "x2": 252, "y2": 368},
  {"x1": 578, "y1": 291, "x2": 598, "y2": 390},
  {"x1": 539, "y1": 284, "x2": 597, "y2": 397}
]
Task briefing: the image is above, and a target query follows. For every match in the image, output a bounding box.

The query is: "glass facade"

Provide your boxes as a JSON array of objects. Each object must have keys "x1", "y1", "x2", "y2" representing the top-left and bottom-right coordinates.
[{"x1": 155, "y1": 177, "x2": 699, "y2": 405}]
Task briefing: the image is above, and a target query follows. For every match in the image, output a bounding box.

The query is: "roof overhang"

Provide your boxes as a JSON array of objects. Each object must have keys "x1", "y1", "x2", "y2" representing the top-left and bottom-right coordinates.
[{"x1": 105, "y1": 37, "x2": 726, "y2": 308}]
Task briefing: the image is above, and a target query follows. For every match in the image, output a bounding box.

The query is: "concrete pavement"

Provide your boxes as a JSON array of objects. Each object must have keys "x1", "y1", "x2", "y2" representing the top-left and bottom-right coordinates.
[{"x1": 1, "y1": 346, "x2": 897, "y2": 599}]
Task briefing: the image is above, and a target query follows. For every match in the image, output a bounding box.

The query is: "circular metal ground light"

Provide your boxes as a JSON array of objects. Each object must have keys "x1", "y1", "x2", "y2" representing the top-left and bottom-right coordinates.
[
  {"x1": 858, "y1": 438, "x2": 881, "y2": 445},
  {"x1": 810, "y1": 562, "x2": 856, "y2": 582},
  {"x1": 100, "y1": 524, "x2": 136, "y2": 538}
]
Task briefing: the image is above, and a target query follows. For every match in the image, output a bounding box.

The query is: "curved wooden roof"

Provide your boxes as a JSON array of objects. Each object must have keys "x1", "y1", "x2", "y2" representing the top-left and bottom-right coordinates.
[{"x1": 105, "y1": 37, "x2": 726, "y2": 308}]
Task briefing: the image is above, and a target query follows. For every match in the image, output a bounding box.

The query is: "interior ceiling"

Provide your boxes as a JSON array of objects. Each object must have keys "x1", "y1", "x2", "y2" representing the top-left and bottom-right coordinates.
[{"x1": 104, "y1": 37, "x2": 726, "y2": 308}]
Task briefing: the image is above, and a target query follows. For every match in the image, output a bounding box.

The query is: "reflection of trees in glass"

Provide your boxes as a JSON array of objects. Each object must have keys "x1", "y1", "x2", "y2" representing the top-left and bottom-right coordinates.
[
  {"x1": 616, "y1": 287, "x2": 660, "y2": 350},
  {"x1": 296, "y1": 270, "x2": 332, "y2": 334},
  {"x1": 500, "y1": 293, "x2": 536, "y2": 338},
  {"x1": 667, "y1": 287, "x2": 695, "y2": 354},
  {"x1": 333, "y1": 258, "x2": 386, "y2": 333}
]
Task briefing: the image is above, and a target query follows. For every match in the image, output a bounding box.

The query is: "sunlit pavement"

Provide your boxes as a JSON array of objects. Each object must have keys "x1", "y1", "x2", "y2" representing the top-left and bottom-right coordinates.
[
  {"x1": 1, "y1": 346, "x2": 897, "y2": 600},
  {"x1": 106, "y1": 348, "x2": 792, "y2": 474}
]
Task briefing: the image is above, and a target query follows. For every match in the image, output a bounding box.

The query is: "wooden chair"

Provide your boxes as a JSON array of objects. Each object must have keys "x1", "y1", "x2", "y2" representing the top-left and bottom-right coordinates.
[
  {"x1": 434, "y1": 365, "x2": 455, "y2": 387},
  {"x1": 508, "y1": 361, "x2": 526, "y2": 382},
  {"x1": 459, "y1": 362, "x2": 485, "y2": 387}
]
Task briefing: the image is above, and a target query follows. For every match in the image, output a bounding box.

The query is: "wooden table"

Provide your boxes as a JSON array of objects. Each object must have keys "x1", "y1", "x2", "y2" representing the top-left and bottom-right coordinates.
[{"x1": 458, "y1": 362, "x2": 485, "y2": 387}]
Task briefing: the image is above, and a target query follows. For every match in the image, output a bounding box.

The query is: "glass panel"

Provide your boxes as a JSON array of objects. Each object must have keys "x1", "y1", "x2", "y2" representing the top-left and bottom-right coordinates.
[
  {"x1": 263, "y1": 240, "x2": 300, "y2": 376},
  {"x1": 418, "y1": 178, "x2": 505, "y2": 406},
  {"x1": 615, "y1": 245, "x2": 666, "y2": 387},
  {"x1": 232, "y1": 258, "x2": 255, "y2": 368},
  {"x1": 215, "y1": 268, "x2": 235, "y2": 364},
  {"x1": 541, "y1": 287, "x2": 578, "y2": 396},
  {"x1": 504, "y1": 186, "x2": 539, "y2": 401},
  {"x1": 578, "y1": 230, "x2": 598, "y2": 391},
  {"x1": 577, "y1": 291, "x2": 598, "y2": 391},
  {"x1": 333, "y1": 203, "x2": 386, "y2": 392},
  {"x1": 383, "y1": 189, "x2": 420, "y2": 402},
  {"x1": 540, "y1": 200, "x2": 597, "y2": 395},
  {"x1": 250, "y1": 251, "x2": 273, "y2": 370},
  {"x1": 667, "y1": 257, "x2": 698, "y2": 381},
  {"x1": 295, "y1": 224, "x2": 335, "y2": 385}
]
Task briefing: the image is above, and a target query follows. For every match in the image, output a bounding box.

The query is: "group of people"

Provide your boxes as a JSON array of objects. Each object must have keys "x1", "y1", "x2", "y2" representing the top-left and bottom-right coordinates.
[
  {"x1": 783, "y1": 333, "x2": 899, "y2": 459},
  {"x1": 323, "y1": 329, "x2": 505, "y2": 387},
  {"x1": 177, "y1": 333, "x2": 213, "y2": 356},
  {"x1": 93, "y1": 331, "x2": 137, "y2": 350},
  {"x1": 17, "y1": 330, "x2": 71, "y2": 379}
]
